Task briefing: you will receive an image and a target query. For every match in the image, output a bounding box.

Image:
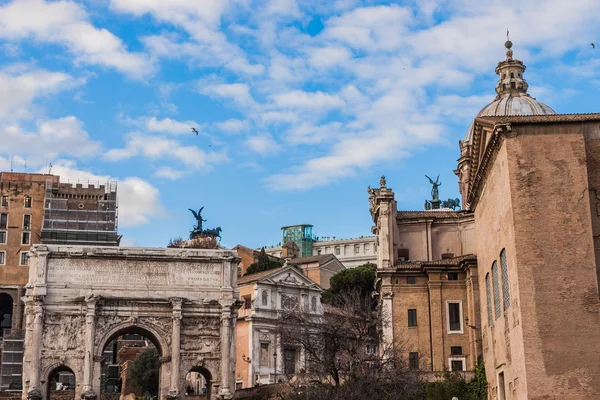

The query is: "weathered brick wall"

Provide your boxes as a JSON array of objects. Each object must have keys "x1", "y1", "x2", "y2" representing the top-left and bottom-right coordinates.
[
  {"x1": 475, "y1": 141, "x2": 525, "y2": 400},
  {"x1": 476, "y1": 124, "x2": 600, "y2": 399},
  {"x1": 508, "y1": 126, "x2": 600, "y2": 399}
]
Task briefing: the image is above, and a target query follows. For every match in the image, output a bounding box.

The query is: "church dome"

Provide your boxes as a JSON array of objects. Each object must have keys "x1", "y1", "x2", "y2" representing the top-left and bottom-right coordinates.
[{"x1": 464, "y1": 40, "x2": 556, "y2": 142}]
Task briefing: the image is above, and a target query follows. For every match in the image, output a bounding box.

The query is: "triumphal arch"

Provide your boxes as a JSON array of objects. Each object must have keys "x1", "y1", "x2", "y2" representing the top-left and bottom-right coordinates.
[{"x1": 21, "y1": 246, "x2": 240, "y2": 400}]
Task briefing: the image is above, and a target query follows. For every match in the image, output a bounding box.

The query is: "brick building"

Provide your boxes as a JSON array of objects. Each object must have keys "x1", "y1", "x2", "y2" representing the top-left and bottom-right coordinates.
[
  {"x1": 0, "y1": 172, "x2": 119, "y2": 391},
  {"x1": 371, "y1": 40, "x2": 600, "y2": 400}
]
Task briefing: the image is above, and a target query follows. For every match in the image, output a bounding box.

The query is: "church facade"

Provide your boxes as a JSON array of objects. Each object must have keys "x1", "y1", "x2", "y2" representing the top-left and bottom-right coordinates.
[{"x1": 371, "y1": 41, "x2": 600, "y2": 399}]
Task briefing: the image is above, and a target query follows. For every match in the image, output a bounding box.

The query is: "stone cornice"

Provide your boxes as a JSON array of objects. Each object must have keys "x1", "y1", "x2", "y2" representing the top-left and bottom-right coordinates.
[
  {"x1": 33, "y1": 245, "x2": 241, "y2": 264},
  {"x1": 467, "y1": 123, "x2": 512, "y2": 210}
]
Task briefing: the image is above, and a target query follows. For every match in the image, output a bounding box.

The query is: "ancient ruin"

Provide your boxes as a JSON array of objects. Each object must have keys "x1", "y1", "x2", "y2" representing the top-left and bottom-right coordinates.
[{"x1": 21, "y1": 245, "x2": 241, "y2": 400}]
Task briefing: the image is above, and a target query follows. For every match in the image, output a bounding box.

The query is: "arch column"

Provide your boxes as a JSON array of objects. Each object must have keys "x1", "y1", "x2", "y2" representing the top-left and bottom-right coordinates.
[
  {"x1": 219, "y1": 307, "x2": 233, "y2": 399},
  {"x1": 25, "y1": 296, "x2": 44, "y2": 400},
  {"x1": 168, "y1": 298, "x2": 183, "y2": 399},
  {"x1": 82, "y1": 295, "x2": 99, "y2": 400}
]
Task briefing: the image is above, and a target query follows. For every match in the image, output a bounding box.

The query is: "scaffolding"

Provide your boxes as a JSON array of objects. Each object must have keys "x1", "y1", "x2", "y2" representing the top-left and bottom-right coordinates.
[
  {"x1": 41, "y1": 179, "x2": 120, "y2": 246},
  {"x1": 0, "y1": 329, "x2": 24, "y2": 391}
]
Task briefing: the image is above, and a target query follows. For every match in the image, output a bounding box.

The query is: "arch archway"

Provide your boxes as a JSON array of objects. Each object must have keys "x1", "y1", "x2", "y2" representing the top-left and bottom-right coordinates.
[
  {"x1": 96, "y1": 323, "x2": 168, "y2": 399},
  {"x1": 0, "y1": 293, "x2": 14, "y2": 331},
  {"x1": 185, "y1": 366, "x2": 212, "y2": 399},
  {"x1": 46, "y1": 365, "x2": 76, "y2": 400}
]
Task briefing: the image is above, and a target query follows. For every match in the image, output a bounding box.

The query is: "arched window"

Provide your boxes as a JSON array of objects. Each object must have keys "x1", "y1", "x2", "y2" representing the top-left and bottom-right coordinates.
[
  {"x1": 261, "y1": 290, "x2": 268, "y2": 306},
  {"x1": 485, "y1": 273, "x2": 493, "y2": 326},
  {"x1": 500, "y1": 249, "x2": 510, "y2": 310},
  {"x1": 510, "y1": 72, "x2": 515, "y2": 78},
  {"x1": 492, "y1": 261, "x2": 501, "y2": 319}
]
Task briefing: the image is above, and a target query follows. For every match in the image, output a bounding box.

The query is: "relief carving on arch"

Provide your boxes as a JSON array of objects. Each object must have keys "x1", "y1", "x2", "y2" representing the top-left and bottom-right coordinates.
[{"x1": 42, "y1": 314, "x2": 85, "y2": 352}]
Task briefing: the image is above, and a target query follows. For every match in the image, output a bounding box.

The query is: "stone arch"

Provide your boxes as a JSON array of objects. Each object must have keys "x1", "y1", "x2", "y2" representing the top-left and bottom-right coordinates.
[
  {"x1": 185, "y1": 365, "x2": 213, "y2": 399},
  {"x1": 44, "y1": 363, "x2": 77, "y2": 400},
  {"x1": 94, "y1": 320, "x2": 169, "y2": 359},
  {"x1": 0, "y1": 292, "x2": 14, "y2": 329}
]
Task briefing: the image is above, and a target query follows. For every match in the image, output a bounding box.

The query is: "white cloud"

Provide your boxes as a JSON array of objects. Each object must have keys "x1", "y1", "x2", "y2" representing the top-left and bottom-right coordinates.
[
  {"x1": 154, "y1": 166, "x2": 185, "y2": 180},
  {"x1": 271, "y1": 90, "x2": 345, "y2": 110},
  {"x1": 43, "y1": 161, "x2": 163, "y2": 227},
  {"x1": 323, "y1": 5, "x2": 413, "y2": 51},
  {"x1": 308, "y1": 46, "x2": 352, "y2": 69},
  {"x1": 144, "y1": 117, "x2": 199, "y2": 135},
  {"x1": 114, "y1": 1, "x2": 264, "y2": 76},
  {"x1": 0, "y1": 0, "x2": 150, "y2": 78},
  {"x1": 214, "y1": 119, "x2": 249, "y2": 134},
  {"x1": 104, "y1": 132, "x2": 228, "y2": 170},
  {"x1": 0, "y1": 116, "x2": 101, "y2": 160},
  {"x1": 200, "y1": 82, "x2": 256, "y2": 108},
  {"x1": 245, "y1": 134, "x2": 281, "y2": 155},
  {"x1": 0, "y1": 65, "x2": 82, "y2": 119}
]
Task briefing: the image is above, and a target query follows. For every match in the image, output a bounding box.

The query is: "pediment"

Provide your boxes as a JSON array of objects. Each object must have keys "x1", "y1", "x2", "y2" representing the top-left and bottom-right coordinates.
[{"x1": 260, "y1": 266, "x2": 319, "y2": 288}]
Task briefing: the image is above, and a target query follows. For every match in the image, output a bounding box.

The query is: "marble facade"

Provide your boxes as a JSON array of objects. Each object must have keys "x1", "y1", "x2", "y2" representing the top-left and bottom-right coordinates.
[{"x1": 21, "y1": 246, "x2": 241, "y2": 400}]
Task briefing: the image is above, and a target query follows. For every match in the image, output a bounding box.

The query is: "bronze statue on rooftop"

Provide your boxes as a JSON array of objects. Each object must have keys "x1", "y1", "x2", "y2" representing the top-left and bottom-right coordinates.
[
  {"x1": 188, "y1": 207, "x2": 222, "y2": 241},
  {"x1": 425, "y1": 174, "x2": 441, "y2": 201}
]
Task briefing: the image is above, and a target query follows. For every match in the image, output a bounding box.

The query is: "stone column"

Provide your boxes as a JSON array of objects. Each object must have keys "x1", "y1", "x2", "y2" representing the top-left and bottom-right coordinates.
[
  {"x1": 219, "y1": 308, "x2": 232, "y2": 399},
  {"x1": 380, "y1": 290, "x2": 394, "y2": 356},
  {"x1": 26, "y1": 297, "x2": 44, "y2": 400},
  {"x1": 168, "y1": 298, "x2": 183, "y2": 399},
  {"x1": 82, "y1": 295, "x2": 98, "y2": 400}
]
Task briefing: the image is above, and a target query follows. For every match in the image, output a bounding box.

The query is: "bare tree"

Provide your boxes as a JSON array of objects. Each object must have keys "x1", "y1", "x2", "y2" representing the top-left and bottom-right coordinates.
[{"x1": 275, "y1": 290, "x2": 424, "y2": 400}]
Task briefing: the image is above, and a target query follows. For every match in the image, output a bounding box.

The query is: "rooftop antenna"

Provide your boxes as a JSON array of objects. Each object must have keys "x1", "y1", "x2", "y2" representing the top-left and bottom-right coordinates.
[
  {"x1": 10, "y1": 156, "x2": 13, "y2": 172},
  {"x1": 24, "y1": 158, "x2": 27, "y2": 173},
  {"x1": 48, "y1": 162, "x2": 53, "y2": 174}
]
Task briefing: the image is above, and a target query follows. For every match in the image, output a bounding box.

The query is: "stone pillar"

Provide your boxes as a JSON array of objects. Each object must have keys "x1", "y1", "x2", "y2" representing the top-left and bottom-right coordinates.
[
  {"x1": 82, "y1": 295, "x2": 98, "y2": 400},
  {"x1": 168, "y1": 298, "x2": 183, "y2": 399},
  {"x1": 26, "y1": 297, "x2": 44, "y2": 400},
  {"x1": 219, "y1": 308, "x2": 232, "y2": 399},
  {"x1": 380, "y1": 290, "x2": 394, "y2": 355}
]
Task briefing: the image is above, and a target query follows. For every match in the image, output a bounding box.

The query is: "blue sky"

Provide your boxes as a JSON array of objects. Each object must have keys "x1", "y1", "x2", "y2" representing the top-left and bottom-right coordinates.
[{"x1": 0, "y1": 0, "x2": 598, "y2": 249}]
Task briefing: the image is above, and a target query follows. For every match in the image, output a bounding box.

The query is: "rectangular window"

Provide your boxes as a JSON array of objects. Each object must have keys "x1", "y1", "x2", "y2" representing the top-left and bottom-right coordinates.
[
  {"x1": 260, "y1": 343, "x2": 269, "y2": 367},
  {"x1": 448, "y1": 272, "x2": 458, "y2": 281},
  {"x1": 335, "y1": 247, "x2": 340, "y2": 255},
  {"x1": 485, "y1": 273, "x2": 493, "y2": 326},
  {"x1": 354, "y1": 245, "x2": 360, "y2": 254},
  {"x1": 449, "y1": 358, "x2": 466, "y2": 372},
  {"x1": 0, "y1": 231, "x2": 6, "y2": 244},
  {"x1": 447, "y1": 301, "x2": 463, "y2": 333},
  {"x1": 1, "y1": 196, "x2": 7, "y2": 207},
  {"x1": 0, "y1": 251, "x2": 5, "y2": 265},
  {"x1": 24, "y1": 196, "x2": 32, "y2": 208},
  {"x1": 406, "y1": 276, "x2": 416, "y2": 284},
  {"x1": 492, "y1": 261, "x2": 502, "y2": 319},
  {"x1": 408, "y1": 309, "x2": 417, "y2": 327},
  {"x1": 409, "y1": 352, "x2": 419, "y2": 370},
  {"x1": 398, "y1": 248, "x2": 409, "y2": 261},
  {"x1": 0, "y1": 213, "x2": 7, "y2": 229},
  {"x1": 243, "y1": 296, "x2": 251, "y2": 309},
  {"x1": 450, "y1": 346, "x2": 462, "y2": 356},
  {"x1": 317, "y1": 249, "x2": 321, "y2": 255},
  {"x1": 23, "y1": 214, "x2": 31, "y2": 231},
  {"x1": 500, "y1": 250, "x2": 511, "y2": 310},
  {"x1": 20, "y1": 252, "x2": 29, "y2": 266},
  {"x1": 22, "y1": 232, "x2": 30, "y2": 245}
]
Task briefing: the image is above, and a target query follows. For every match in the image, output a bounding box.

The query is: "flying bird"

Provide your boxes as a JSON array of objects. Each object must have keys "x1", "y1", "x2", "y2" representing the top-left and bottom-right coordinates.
[
  {"x1": 592, "y1": 43, "x2": 596, "y2": 49},
  {"x1": 191, "y1": 127, "x2": 199, "y2": 135}
]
